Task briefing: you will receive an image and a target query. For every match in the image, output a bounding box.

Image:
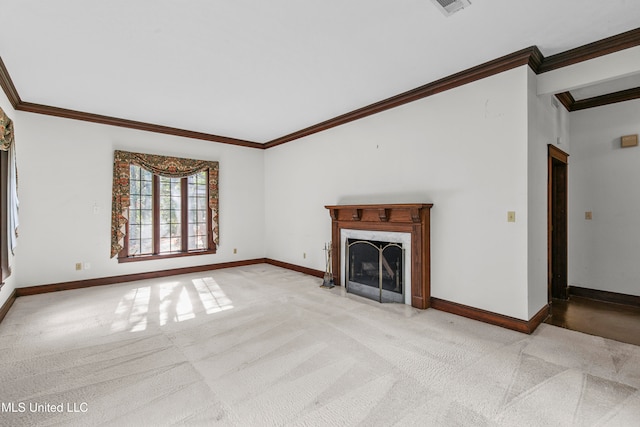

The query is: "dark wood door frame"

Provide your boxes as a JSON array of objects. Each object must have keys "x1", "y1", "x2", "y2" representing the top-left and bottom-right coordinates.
[{"x1": 548, "y1": 145, "x2": 569, "y2": 301}]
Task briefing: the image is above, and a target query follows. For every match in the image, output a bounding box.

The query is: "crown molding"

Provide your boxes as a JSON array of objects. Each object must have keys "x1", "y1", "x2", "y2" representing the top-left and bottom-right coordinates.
[
  {"x1": 0, "y1": 57, "x2": 21, "y2": 108},
  {"x1": 556, "y1": 87, "x2": 640, "y2": 111},
  {"x1": 555, "y1": 91, "x2": 576, "y2": 111},
  {"x1": 16, "y1": 101, "x2": 264, "y2": 149},
  {"x1": 571, "y1": 86, "x2": 640, "y2": 110},
  {"x1": 0, "y1": 56, "x2": 263, "y2": 149},
  {"x1": 539, "y1": 27, "x2": 640, "y2": 73},
  {"x1": 1, "y1": 28, "x2": 639, "y2": 149},
  {"x1": 265, "y1": 47, "x2": 541, "y2": 148}
]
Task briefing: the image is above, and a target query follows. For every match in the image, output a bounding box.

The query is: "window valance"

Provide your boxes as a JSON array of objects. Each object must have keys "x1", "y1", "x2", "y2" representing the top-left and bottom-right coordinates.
[
  {"x1": 111, "y1": 150, "x2": 219, "y2": 258},
  {"x1": 0, "y1": 107, "x2": 14, "y2": 150}
]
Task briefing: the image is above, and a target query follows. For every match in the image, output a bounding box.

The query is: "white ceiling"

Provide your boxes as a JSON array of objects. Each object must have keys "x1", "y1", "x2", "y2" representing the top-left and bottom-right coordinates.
[{"x1": 1, "y1": 1, "x2": 639, "y2": 143}]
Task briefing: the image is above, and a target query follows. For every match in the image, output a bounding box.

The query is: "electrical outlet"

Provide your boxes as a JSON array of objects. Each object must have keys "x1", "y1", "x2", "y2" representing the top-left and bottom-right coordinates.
[
  {"x1": 303, "y1": 252, "x2": 306, "y2": 259},
  {"x1": 75, "y1": 263, "x2": 82, "y2": 271},
  {"x1": 233, "y1": 248, "x2": 237, "y2": 254},
  {"x1": 507, "y1": 211, "x2": 516, "y2": 222},
  {"x1": 585, "y1": 211, "x2": 593, "y2": 220}
]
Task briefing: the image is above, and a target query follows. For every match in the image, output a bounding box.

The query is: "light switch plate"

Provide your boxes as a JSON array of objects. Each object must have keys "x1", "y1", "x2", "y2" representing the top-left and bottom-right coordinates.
[
  {"x1": 585, "y1": 211, "x2": 593, "y2": 220},
  {"x1": 507, "y1": 211, "x2": 516, "y2": 222}
]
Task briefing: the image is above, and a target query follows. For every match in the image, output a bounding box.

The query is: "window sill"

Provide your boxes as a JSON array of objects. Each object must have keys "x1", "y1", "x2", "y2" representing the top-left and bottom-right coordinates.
[{"x1": 118, "y1": 249, "x2": 217, "y2": 263}]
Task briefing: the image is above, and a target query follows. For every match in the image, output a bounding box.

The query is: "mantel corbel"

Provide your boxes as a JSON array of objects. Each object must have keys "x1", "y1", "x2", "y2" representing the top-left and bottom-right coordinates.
[{"x1": 410, "y1": 207, "x2": 421, "y2": 223}]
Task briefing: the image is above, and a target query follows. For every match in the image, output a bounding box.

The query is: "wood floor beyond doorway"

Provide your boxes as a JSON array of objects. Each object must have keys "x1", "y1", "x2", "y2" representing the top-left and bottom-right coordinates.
[{"x1": 545, "y1": 296, "x2": 640, "y2": 346}]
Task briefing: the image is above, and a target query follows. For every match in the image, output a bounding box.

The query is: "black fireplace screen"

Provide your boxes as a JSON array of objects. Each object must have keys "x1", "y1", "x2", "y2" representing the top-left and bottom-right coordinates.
[{"x1": 346, "y1": 239, "x2": 404, "y2": 303}]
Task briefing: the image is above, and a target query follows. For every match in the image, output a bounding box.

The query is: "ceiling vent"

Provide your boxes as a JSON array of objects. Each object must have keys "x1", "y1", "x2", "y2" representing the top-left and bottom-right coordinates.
[{"x1": 431, "y1": 0, "x2": 471, "y2": 17}]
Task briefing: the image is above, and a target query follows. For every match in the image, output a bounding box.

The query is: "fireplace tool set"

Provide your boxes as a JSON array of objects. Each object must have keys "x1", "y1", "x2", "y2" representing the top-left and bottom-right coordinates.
[{"x1": 320, "y1": 242, "x2": 335, "y2": 288}]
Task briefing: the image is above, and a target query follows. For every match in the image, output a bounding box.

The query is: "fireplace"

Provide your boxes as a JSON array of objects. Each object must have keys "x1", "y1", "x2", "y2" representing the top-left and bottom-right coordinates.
[{"x1": 326, "y1": 204, "x2": 433, "y2": 309}]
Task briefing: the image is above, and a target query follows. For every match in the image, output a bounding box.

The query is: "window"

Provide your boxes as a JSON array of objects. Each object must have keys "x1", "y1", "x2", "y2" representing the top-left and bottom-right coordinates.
[
  {"x1": 124, "y1": 166, "x2": 212, "y2": 258},
  {"x1": 111, "y1": 150, "x2": 219, "y2": 262}
]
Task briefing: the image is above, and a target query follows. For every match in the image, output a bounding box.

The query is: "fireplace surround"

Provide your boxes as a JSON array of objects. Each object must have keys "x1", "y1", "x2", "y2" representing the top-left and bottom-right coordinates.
[{"x1": 325, "y1": 204, "x2": 433, "y2": 309}]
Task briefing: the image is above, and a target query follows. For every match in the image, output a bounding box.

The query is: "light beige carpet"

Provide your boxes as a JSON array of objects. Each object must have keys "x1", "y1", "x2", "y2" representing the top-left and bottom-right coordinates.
[{"x1": 0, "y1": 264, "x2": 639, "y2": 426}]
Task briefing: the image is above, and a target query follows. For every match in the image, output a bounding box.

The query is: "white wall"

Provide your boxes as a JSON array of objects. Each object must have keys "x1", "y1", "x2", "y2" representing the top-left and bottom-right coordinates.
[
  {"x1": 569, "y1": 98, "x2": 640, "y2": 296},
  {"x1": 265, "y1": 66, "x2": 533, "y2": 320},
  {"x1": 0, "y1": 90, "x2": 17, "y2": 308},
  {"x1": 13, "y1": 113, "x2": 265, "y2": 287},
  {"x1": 527, "y1": 69, "x2": 571, "y2": 318}
]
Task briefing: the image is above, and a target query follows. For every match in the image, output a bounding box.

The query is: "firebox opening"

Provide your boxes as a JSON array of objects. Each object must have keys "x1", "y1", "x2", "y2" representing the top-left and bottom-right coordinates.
[{"x1": 346, "y1": 238, "x2": 404, "y2": 304}]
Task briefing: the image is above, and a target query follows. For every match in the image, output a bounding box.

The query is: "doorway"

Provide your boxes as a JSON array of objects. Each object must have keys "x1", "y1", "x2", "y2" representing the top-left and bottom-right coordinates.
[{"x1": 548, "y1": 145, "x2": 569, "y2": 301}]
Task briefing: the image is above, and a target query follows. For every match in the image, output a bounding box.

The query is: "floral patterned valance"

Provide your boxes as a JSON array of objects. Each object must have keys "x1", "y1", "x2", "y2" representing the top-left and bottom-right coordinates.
[
  {"x1": 0, "y1": 107, "x2": 14, "y2": 151},
  {"x1": 110, "y1": 150, "x2": 219, "y2": 258}
]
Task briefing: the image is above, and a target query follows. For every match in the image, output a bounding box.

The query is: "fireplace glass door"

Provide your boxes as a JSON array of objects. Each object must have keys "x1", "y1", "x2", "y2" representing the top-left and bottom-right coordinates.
[{"x1": 346, "y1": 239, "x2": 404, "y2": 303}]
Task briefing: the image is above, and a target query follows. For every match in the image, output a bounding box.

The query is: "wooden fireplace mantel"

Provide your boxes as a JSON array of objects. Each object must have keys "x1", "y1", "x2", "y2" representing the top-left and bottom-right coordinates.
[{"x1": 325, "y1": 203, "x2": 433, "y2": 309}]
